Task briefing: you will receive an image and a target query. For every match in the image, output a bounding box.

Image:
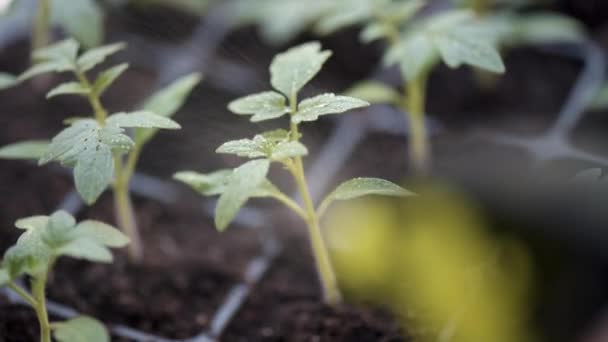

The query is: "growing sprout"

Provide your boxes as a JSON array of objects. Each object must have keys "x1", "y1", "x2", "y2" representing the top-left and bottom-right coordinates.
[
  {"x1": 0, "y1": 210, "x2": 129, "y2": 342},
  {"x1": 0, "y1": 39, "x2": 201, "y2": 261},
  {"x1": 175, "y1": 42, "x2": 414, "y2": 305}
]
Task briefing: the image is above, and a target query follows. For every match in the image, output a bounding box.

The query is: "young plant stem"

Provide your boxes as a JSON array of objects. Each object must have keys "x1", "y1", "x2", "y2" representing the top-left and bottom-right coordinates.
[
  {"x1": 76, "y1": 70, "x2": 143, "y2": 262},
  {"x1": 32, "y1": 0, "x2": 51, "y2": 60},
  {"x1": 113, "y1": 155, "x2": 143, "y2": 261},
  {"x1": 288, "y1": 95, "x2": 342, "y2": 305},
  {"x1": 32, "y1": 268, "x2": 51, "y2": 342},
  {"x1": 403, "y1": 71, "x2": 430, "y2": 175}
]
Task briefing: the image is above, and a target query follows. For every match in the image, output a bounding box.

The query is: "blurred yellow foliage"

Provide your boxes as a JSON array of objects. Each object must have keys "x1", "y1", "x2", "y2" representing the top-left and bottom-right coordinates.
[{"x1": 325, "y1": 183, "x2": 535, "y2": 342}]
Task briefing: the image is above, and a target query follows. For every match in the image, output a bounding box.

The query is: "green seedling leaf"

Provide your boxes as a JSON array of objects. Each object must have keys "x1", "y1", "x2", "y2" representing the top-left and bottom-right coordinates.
[
  {"x1": 315, "y1": 0, "x2": 372, "y2": 35},
  {"x1": 107, "y1": 111, "x2": 181, "y2": 129},
  {"x1": 92, "y1": 63, "x2": 129, "y2": 96},
  {"x1": 57, "y1": 238, "x2": 113, "y2": 262},
  {"x1": 228, "y1": 91, "x2": 289, "y2": 122},
  {"x1": 18, "y1": 39, "x2": 80, "y2": 82},
  {"x1": 0, "y1": 72, "x2": 16, "y2": 90},
  {"x1": 74, "y1": 221, "x2": 130, "y2": 248},
  {"x1": 344, "y1": 81, "x2": 400, "y2": 105},
  {"x1": 512, "y1": 13, "x2": 585, "y2": 45},
  {"x1": 318, "y1": 178, "x2": 414, "y2": 217},
  {"x1": 435, "y1": 29, "x2": 505, "y2": 73},
  {"x1": 385, "y1": 32, "x2": 438, "y2": 81},
  {"x1": 236, "y1": 0, "x2": 331, "y2": 45},
  {"x1": 3, "y1": 227, "x2": 52, "y2": 278},
  {"x1": 73, "y1": 143, "x2": 113, "y2": 205},
  {"x1": 141, "y1": 73, "x2": 202, "y2": 117},
  {"x1": 360, "y1": 22, "x2": 394, "y2": 43},
  {"x1": 270, "y1": 42, "x2": 332, "y2": 98},
  {"x1": 174, "y1": 169, "x2": 233, "y2": 196},
  {"x1": 53, "y1": 316, "x2": 110, "y2": 342},
  {"x1": 15, "y1": 216, "x2": 49, "y2": 230},
  {"x1": 0, "y1": 140, "x2": 50, "y2": 160},
  {"x1": 52, "y1": 0, "x2": 104, "y2": 49},
  {"x1": 136, "y1": 72, "x2": 202, "y2": 145},
  {"x1": 40, "y1": 119, "x2": 134, "y2": 204},
  {"x1": 174, "y1": 169, "x2": 278, "y2": 198},
  {"x1": 43, "y1": 210, "x2": 77, "y2": 248},
  {"x1": 217, "y1": 130, "x2": 308, "y2": 161},
  {"x1": 76, "y1": 42, "x2": 125, "y2": 72},
  {"x1": 293, "y1": 93, "x2": 369, "y2": 123},
  {"x1": 4, "y1": 211, "x2": 127, "y2": 273},
  {"x1": 33, "y1": 38, "x2": 80, "y2": 63},
  {"x1": 379, "y1": 0, "x2": 424, "y2": 24},
  {"x1": 216, "y1": 159, "x2": 270, "y2": 231},
  {"x1": 47, "y1": 82, "x2": 90, "y2": 99}
]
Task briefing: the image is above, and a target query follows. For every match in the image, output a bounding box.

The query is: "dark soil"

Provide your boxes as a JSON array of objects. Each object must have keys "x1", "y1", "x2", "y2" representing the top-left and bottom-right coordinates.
[
  {"x1": 0, "y1": 163, "x2": 72, "y2": 251},
  {"x1": 223, "y1": 238, "x2": 408, "y2": 342},
  {"x1": 0, "y1": 304, "x2": 41, "y2": 342}
]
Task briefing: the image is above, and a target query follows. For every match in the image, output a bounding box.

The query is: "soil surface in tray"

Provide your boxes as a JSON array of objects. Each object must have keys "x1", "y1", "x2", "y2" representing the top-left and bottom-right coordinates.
[
  {"x1": 43, "y1": 192, "x2": 263, "y2": 340},
  {"x1": 0, "y1": 304, "x2": 48, "y2": 341},
  {"x1": 223, "y1": 238, "x2": 408, "y2": 342}
]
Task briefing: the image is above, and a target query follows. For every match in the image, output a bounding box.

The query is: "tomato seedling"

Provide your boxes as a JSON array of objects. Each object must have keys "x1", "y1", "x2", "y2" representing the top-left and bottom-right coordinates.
[
  {"x1": 175, "y1": 42, "x2": 414, "y2": 305},
  {"x1": 0, "y1": 39, "x2": 201, "y2": 261},
  {"x1": 0, "y1": 210, "x2": 129, "y2": 342},
  {"x1": 317, "y1": 0, "x2": 505, "y2": 174}
]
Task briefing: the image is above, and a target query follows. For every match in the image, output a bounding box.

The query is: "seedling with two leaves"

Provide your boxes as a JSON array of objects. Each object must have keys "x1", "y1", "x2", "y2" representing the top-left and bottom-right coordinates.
[
  {"x1": 175, "y1": 42, "x2": 414, "y2": 305},
  {"x1": 0, "y1": 39, "x2": 201, "y2": 261},
  {"x1": 317, "y1": 0, "x2": 506, "y2": 174},
  {"x1": 0, "y1": 210, "x2": 129, "y2": 342}
]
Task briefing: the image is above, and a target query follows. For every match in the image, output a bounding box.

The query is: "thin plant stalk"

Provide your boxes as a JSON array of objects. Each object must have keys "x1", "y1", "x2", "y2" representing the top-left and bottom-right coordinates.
[
  {"x1": 402, "y1": 71, "x2": 430, "y2": 175},
  {"x1": 287, "y1": 95, "x2": 342, "y2": 305},
  {"x1": 32, "y1": 0, "x2": 51, "y2": 60},
  {"x1": 8, "y1": 264, "x2": 54, "y2": 342},
  {"x1": 76, "y1": 70, "x2": 143, "y2": 262},
  {"x1": 32, "y1": 269, "x2": 51, "y2": 342}
]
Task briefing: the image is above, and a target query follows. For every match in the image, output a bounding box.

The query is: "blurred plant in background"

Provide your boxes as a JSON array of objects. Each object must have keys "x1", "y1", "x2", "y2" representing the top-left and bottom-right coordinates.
[
  {"x1": 0, "y1": 0, "x2": 104, "y2": 56},
  {"x1": 326, "y1": 184, "x2": 535, "y2": 342}
]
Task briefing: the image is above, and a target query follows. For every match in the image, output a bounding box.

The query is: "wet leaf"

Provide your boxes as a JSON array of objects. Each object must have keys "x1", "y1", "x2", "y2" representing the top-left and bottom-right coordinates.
[
  {"x1": 76, "y1": 42, "x2": 126, "y2": 72},
  {"x1": 136, "y1": 72, "x2": 201, "y2": 145},
  {"x1": 47, "y1": 82, "x2": 90, "y2": 99},
  {"x1": 270, "y1": 42, "x2": 331, "y2": 97},
  {"x1": 228, "y1": 91, "x2": 289, "y2": 122},
  {"x1": 293, "y1": 93, "x2": 369, "y2": 123},
  {"x1": 215, "y1": 159, "x2": 270, "y2": 231},
  {"x1": 216, "y1": 130, "x2": 307, "y2": 161},
  {"x1": 53, "y1": 0, "x2": 104, "y2": 49},
  {"x1": 39, "y1": 120, "x2": 133, "y2": 204},
  {"x1": 107, "y1": 111, "x2": 181, "y2": 129},
  {"x1": 318, "y1": 178, "x2": 414, "y2": 216}
]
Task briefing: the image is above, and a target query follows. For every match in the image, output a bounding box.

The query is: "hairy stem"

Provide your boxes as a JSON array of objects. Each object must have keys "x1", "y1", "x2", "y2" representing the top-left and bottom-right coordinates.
[
  {"x1": 77, "y1": 70, "x2": 142, "y2": 261},
  {"x1": 403, "y1": 72, "x2": 430, "y2": 175},
  {"x1": 114, "y1": 155, "x2": 143, "y2": 262},
  {"x1": 288, "y1": 95, "x2": 341, "y2": 305},
  {"x1": 32, "y1": 269, "x2": 51, "y2": 342},
  {"x1": 32, "y1": 0, "x2": 51, "y2": 60}
]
